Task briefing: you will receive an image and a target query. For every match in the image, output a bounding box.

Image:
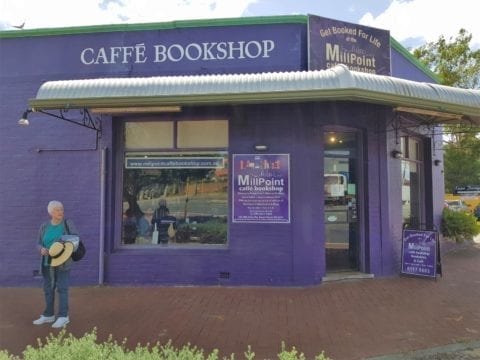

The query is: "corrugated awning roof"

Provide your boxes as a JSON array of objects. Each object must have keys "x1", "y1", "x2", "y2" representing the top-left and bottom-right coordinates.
[{"x1": 29, "y1": 64, "x2": 480, "y2": 124}]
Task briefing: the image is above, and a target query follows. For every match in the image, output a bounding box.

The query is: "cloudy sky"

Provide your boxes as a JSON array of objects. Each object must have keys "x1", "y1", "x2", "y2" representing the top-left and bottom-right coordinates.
[{"x1": 0, "y1": 0, "x2": 478, "y2": 49}]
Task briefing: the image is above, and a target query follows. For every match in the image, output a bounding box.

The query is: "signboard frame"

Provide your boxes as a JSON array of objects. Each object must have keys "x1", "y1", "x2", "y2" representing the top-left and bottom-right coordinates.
[{"x1": 400, "y1": 228, "x2": 441, "y2": 279}]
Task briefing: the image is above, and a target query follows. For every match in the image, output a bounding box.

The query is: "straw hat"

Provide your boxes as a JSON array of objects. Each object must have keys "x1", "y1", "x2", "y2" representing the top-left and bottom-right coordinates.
[{"x1": 49, "y1": 241, "x2": 74, "y2": 267}]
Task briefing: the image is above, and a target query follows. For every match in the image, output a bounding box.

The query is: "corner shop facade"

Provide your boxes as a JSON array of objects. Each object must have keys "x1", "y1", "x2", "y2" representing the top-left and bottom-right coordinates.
[{"x1": 1, "y1": 15, "x2": 479, "y2": 286}]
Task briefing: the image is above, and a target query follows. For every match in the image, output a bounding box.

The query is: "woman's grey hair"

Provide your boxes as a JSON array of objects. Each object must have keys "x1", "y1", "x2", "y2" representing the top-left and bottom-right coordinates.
[{"x1": 47, "y1": 200, "x2": 64, "y2": 215}]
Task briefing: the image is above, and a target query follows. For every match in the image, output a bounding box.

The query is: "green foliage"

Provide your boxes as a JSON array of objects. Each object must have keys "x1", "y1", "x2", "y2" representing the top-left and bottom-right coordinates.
[
  {"x1": 196, "y1": 220, "x2": 228, "y2": 244},
  {"x1": 413, "y1": 29, "x2": 480, "y2": 192},
  {"x1": 0, "y1": 350, "x2": 19, "y2": 360},
  {"x1": 175, "y1": 218, "x2": 227, "y2": 244},
  {"x1": 277, "y1": 342, "x2": 306, "y2": 360},
  {"x1": 244, "y1": 345, "x2": 255, "y2": 360},
  {"x1": 0, "y1": 329, "x2": 330, "y2": 360},
  {"x1": 443, "y1": 139, "x2": 480, "y2": 193},
  {"x1": 441, "y1": 208, "x2": 480, "y2": 242},
  {"x1": 277, "y1": 342, "x2": 330, "y2": 360},
  {"x1": 413, "y1": 29, "x2": 480, "y2": 89}
]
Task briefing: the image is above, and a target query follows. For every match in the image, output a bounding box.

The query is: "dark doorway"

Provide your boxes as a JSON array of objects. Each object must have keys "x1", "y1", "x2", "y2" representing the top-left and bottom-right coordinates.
[{"x1": 324, "y1": 131, "x2": 360, "y2": 272}]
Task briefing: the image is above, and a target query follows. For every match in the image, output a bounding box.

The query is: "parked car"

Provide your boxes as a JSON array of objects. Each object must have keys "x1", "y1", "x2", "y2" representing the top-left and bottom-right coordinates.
[{"x1": 445, "y1": 200, "x2": 470, "y2": 212}]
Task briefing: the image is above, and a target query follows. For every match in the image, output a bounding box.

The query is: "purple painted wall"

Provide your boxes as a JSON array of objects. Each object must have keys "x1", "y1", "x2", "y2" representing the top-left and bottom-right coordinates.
[
  {"x1": 391, "y1": 47, "x2": 436, "y2": 82},
  {"x1": 0, "y1": 17, "x2": 442, "y2": 287},
  {"x1": 104, "y1": 102, "x2": 391, "y2": 286}
]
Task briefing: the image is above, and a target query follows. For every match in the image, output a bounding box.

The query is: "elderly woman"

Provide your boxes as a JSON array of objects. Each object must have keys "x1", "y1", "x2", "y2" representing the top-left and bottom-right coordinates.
[{"x1": 33, "y1": 200, "x2": 79, "y2": 328}]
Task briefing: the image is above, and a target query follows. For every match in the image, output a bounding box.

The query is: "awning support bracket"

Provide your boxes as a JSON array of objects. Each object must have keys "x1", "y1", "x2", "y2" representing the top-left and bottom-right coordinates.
[{"x1": 33, "y1": 108, "x2": 102, "y2": 134}]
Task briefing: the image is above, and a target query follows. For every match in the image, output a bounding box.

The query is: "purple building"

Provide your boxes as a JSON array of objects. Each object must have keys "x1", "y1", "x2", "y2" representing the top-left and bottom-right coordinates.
[{"x1": 1, "y1": 15, "x2": 479, "y2": 286}]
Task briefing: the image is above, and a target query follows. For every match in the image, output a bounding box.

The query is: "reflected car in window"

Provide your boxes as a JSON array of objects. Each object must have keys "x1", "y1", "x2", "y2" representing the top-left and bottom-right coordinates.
[{"x1": 445, "y1": 200, "x2": 470, "y2": 213}]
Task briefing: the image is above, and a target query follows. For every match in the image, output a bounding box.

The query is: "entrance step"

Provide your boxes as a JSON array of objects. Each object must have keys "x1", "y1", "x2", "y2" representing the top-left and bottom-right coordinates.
[{"x1": 322, "y1": 272, "x2": 374, "y2": 283}]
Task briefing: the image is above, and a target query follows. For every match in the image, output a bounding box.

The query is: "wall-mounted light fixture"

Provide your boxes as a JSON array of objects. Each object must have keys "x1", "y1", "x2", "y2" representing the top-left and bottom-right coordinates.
[
  {"x1": 434, "y1": 159, "x2": 442, "y2": 166},
  {"x1": 391, "y1": 150, "x2": 403, "y2": 159},
  {"x1": 254, "y1": 145, "x2": 268, "y2": 151},
  {"x1": 18, "y1": 109, "x2": 32, "y2": 126},
  {"x1": 18, "y1": 108, "x2": 101, "y2": 133}
]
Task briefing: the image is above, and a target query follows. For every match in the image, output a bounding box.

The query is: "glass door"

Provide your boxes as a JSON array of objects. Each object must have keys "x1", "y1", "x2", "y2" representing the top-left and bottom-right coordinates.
[
  {"x1": 324, "y1": 131, "x2": 359, "y2": 272},
  {"x1": 400, "y1": 136, "x2": 424, "y2": 228}
]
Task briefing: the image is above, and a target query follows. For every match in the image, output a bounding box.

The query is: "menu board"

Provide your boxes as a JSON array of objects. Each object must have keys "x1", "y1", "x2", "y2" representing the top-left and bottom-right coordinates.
[{"x1": 401, "y1": 229, "x2": 439, "y2": 278}]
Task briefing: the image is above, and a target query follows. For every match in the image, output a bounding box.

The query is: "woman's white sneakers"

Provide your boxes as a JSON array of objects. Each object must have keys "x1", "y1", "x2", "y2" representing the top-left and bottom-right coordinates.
[
  {"x1": 32, "y1": 315, "x2": 55, "y2": 325},
  {"x1": 33, "y1": 315, "x2": 69, "y2": 328},
  {"x1": 51, "y1": 316, "x2": 70, "y2": 328}
]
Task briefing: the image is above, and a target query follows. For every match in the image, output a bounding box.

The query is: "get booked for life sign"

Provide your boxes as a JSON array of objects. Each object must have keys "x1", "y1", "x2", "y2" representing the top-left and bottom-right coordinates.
[
  {"x1": 308, "y1": 15, "x2": 391, "y2": 75},
  {"x1": 232, "y1": 154, "x2": 290, "y2": 223},
  {"x1": 401, "y1": 229, "x2": 439, "y2": 278}
]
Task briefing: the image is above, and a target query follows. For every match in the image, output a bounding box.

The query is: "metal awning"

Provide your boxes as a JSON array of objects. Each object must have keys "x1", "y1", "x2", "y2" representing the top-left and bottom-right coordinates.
[{"x1": 29, "y1": 64, "x2": 480, "y2": 125}]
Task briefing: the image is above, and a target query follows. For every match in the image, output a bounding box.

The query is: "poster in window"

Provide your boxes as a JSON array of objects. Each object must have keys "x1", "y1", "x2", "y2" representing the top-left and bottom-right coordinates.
[{"x1": 232, "y1": 154, "x2": 290, "y2": 223}]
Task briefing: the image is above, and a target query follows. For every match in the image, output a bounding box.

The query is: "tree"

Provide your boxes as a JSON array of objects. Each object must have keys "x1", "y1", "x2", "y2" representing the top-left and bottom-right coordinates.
[
  {"x1": 413, "y1": 29, "x2": 480, "y2": 89},
  {"x1": 413, "y1": 29, "x2": 480, "y2": 192},
  {"x1": 123, "y1": 167, "x2": 213, "y2": 217}
]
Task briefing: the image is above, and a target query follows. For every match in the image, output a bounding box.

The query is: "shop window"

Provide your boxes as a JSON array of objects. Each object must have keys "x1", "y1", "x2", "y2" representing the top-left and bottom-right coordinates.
[
  {"x1": 178, "y1": 120, "x2": 228, "y2": 148},
  {"x1": 125, "y1": 122, "x2": 173, "y2": 148},
  {"x1": 121, "y1": 120, "x2": 228, "y2": 246},
  {"x1": 400, "y1": 136, "x2": 424, "y2": 227}
]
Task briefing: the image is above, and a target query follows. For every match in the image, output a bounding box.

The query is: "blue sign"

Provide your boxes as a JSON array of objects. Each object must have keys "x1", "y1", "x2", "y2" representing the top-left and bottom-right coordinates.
[
  {"x1": 308, "y1": 15, "x2": 391, "y2": 75},
  {"x1": 1, "y1": 23, "x2": 305, "y2": 78},
  {"x1": 401, "y1": 229, "x2": 438, "y2": 278},
  {"x1": 126, "y1": 157, "x2": 224, "y2": 169}
]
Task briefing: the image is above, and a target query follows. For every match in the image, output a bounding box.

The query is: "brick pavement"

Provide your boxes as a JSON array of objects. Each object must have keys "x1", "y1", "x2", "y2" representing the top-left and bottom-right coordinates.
[{"x1": 1, "y1": 242, "x2": 480, "y2": 360}]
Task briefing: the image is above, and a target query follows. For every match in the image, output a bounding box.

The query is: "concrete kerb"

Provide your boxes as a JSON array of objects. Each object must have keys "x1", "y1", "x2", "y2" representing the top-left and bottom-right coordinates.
[{"x1": 366, "y1": 340, "x2": 480, "y2": 360}]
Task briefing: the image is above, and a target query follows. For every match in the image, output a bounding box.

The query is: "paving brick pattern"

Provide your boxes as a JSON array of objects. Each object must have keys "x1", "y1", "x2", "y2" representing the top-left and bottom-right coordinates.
[{"x1": 1, "y1": 244, "x2": 480, "y2": 359}]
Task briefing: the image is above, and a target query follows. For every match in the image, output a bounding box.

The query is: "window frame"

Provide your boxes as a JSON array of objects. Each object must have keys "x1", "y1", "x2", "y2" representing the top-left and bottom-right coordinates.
[
  {"x1": 117, "y1": 116, "x2": 229, "y2": 249},
  {"x1": 400, "y1": 135, "x2": 426, "y2": 228}
]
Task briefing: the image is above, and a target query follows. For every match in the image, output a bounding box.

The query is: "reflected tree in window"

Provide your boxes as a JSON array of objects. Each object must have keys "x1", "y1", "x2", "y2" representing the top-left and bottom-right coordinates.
[{"x1": 122, "y1": 154, "x2": 228, "y2": 246}]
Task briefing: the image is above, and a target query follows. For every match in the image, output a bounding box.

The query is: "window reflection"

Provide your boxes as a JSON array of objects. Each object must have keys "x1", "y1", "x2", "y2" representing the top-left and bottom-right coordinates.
[
  {"x1": 401, "y1": 136, "x2": 424, "y2": 227},
  {"x1": 122, "y1": 153, "x2": 228, "y2": 245},
  {"x1": 122, "y1": 119, "x2": 229, "y2": 246}
]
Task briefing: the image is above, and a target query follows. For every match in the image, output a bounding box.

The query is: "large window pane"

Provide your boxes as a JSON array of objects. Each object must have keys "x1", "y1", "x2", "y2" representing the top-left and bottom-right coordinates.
[
  {"x1": 408, "y1": 138, "x2": 419, "y2": 160},
  {"x1": 402, "y1": 161, "x2": 413, "y2": 223},
  {"x1": 125, "y1": 122, "x2": 174, "y2": 149},
  {"x1": 401, "y1": 136, "x2": 424, "y2": 227},
  {"x1": 177, "y1": 120, "x2": 228, "y2": 148},
  {"x1": 122, "y1": 152, "x2": 228, "y2": 246}
]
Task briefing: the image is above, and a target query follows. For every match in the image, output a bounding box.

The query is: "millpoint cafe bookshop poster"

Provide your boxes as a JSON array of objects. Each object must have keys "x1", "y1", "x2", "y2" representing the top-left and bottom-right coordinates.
[
  {"x1": 308, "y1": 15, "x2": 391, "y2": 75},
  {"x1": 232, "y1": 154, "x2": 290, "y2": 223}
]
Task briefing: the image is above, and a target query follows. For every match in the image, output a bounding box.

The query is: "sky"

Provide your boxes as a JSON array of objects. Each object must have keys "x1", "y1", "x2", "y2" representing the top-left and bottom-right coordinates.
[{"x1": 0, "y1": 0, "x2": 478, "y2": 50}]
